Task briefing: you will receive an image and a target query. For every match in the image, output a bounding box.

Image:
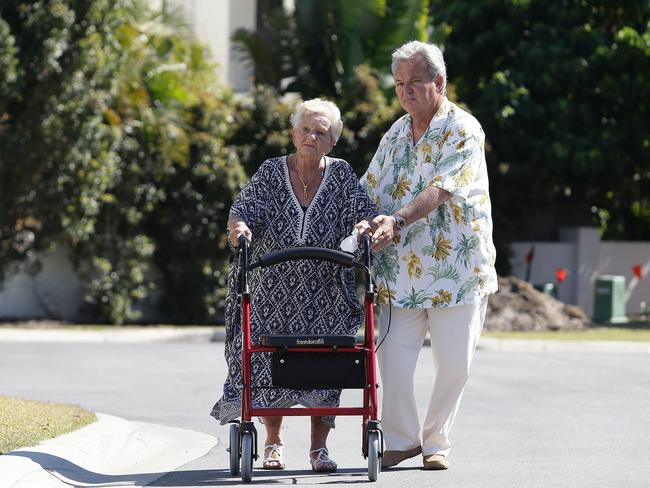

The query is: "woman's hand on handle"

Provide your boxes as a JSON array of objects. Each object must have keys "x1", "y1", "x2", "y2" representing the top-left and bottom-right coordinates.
[
  {"x1": 354, "y1": 220, "x2": 375, "y2": 240},
  {"x1": 227, "y1": 219, "x2": 252, "y2": 247}
]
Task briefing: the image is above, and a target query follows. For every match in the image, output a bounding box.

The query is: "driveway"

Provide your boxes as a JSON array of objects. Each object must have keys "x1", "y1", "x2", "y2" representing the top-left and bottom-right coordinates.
[{"x1": 0, "y1": 341, "x2": 648, "y2": 487}]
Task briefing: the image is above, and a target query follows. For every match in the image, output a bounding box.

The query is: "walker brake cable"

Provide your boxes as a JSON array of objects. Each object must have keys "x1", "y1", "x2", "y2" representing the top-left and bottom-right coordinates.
[{"x1": 371, "y1": 250, "x2": 393, "y2": 353}]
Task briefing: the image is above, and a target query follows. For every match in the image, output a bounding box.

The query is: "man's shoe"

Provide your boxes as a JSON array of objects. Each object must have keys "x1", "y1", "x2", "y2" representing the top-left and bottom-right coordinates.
[
  {"x1": 423, "y1": 453, "x2": 449, "y2": 470},
  {"x1": 381, "y1": 446, "x2": 422, "y2": 468}
]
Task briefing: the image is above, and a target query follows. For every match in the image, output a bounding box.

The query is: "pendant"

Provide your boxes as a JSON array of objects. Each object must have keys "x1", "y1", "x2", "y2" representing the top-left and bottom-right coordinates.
[{"x1": 303, "y1": 185, "x2": 308, "y2": 200}]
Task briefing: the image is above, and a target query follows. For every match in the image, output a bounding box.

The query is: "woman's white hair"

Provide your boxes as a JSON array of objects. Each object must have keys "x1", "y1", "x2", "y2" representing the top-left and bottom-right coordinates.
[
  {"x1": 290, "y1": 98, "x2": 343, "y2": 144},
  {"x1": 391, "y1": 41, "x2": 447, "y2": 96}
]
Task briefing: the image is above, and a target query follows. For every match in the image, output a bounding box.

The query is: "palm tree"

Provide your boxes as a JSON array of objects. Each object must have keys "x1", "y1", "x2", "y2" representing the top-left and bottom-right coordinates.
[{"x1": 232, "y1": 0, "x2": 430, "y2": 98}]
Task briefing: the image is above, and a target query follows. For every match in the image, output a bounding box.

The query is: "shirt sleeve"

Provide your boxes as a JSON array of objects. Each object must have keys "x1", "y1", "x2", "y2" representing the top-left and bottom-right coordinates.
[
  {"x1": 359, "y1": 131, "x2": 390, "y2": 202},
  {"x1": 338, "y1": 161, "x2": 378, "y2": 232},
  {"x1": 229, "y1": 161, "x2": 269, "y2": 232},
  {"x1": 352, "y1": 180, "x2": 378, "y2": 223},
  {"x1": 426, "y1": 125, "x2": 485, "y2": 201}
]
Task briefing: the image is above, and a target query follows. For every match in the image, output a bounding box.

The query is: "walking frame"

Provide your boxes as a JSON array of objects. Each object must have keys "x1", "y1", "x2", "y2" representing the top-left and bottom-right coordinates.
[{"x1": 228, "y1": 235, "x2": 383, "y2": 482}]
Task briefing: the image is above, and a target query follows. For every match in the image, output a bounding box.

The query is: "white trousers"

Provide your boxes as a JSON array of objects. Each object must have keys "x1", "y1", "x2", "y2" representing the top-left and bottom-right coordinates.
[{"x1": 377, "y1": 298, "x2": 487, "y2": 457}]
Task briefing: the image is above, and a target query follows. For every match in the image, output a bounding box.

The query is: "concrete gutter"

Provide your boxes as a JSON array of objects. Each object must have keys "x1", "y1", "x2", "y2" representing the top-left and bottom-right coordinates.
[
  {"x1": 0, "y1": 326, "x2": 218, "y2": 343},
  {"x1": 478, "y1": 336, "x2": 650, "y2": 354},
  {"x1": 1, "y1": 326, "x2": 649, "y2": 354},
  {"x1": 0, "y1": 413, "x2": 217, "y2": 488}
]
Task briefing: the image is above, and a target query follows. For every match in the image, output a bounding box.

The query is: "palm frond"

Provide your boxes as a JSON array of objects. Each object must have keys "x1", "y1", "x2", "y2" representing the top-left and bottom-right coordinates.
[
  {"x1": 425, "y1": 262, "x2": 460, "y2": 283},
  {"x1": 403, "y1": 220, "x2": 426, "y2": 247},
  {"x1": 455, "y1": 275, "x2": 480, "y2": 304}
]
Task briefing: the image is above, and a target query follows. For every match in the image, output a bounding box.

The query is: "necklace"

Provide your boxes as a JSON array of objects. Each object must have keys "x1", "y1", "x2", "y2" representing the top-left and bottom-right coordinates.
[{"x1": 295, "y1": 157, "x2": 324, "y2": 200}]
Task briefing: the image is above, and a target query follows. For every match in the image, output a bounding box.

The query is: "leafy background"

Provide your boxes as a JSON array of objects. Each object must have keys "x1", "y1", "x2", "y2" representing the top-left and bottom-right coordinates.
[{"x1": 1, "y1": 0, "x2": 648, "y2": 323}]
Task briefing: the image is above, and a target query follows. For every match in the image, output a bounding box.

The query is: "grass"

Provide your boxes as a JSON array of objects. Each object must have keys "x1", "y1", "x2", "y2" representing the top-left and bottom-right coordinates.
[
  {"x1": 0, "y1": 396, "x2": 96, "y2": 454},
  {"x1": 0, "y1": 321, "x2": 209, "y2": 330},
  {"x1": 484, "y1": 326, "x2": 650, "y2": 342},
  {"x1": 4, "y1": 320, "x2": 650, "y2": 343}
]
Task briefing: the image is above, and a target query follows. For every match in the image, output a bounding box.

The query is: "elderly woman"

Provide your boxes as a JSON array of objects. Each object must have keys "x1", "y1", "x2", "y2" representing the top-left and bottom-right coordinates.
[{"x1": 211, "y1": 98, "x2": 376, "y2": 472}]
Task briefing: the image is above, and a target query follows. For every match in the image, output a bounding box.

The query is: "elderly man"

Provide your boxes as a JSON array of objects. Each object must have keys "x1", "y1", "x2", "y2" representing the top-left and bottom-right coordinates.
[{"x1": 357, "y1": 41, "x2": 498, "y2": 470}]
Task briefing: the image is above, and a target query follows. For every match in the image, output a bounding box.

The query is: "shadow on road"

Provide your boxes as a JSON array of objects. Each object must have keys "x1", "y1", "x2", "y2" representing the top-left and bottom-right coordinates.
[
  {"x1": 152, "y1": 467, "x2": 373, "y2": 486},
  {"x1": 6, "y1": 450, "x2": 378, "y2": 486},
  {"x1": 7, "y1": 451, "x2": 167, "y2": 485}
]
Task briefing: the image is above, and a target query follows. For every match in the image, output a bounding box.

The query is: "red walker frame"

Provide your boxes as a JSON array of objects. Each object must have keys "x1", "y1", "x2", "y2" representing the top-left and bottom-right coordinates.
[{"x1": 230, "y1": 236, "x2": 383, "y2": 482}]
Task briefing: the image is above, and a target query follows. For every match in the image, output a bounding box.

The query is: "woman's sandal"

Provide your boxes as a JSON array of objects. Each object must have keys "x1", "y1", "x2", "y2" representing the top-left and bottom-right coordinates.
[
  {"x1": 263, "y1": 443, "x2": 286, "y2": 470},
  {"x1": 309, "y1": 447, "x2": 337, "y2": 473}
]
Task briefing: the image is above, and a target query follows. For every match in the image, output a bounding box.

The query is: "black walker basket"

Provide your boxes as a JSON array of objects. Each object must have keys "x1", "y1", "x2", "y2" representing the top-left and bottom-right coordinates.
[{"x1": 262, "y1": 334, "x2": 366, "y2": 389}]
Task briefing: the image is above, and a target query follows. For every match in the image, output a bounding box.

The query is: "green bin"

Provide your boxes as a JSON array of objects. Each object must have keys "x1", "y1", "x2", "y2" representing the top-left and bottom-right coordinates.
[
  {"x1": 593, "y1": 275, "x2": 627, "y2": 323},
  {"x1": 534, "y1": 283, "x2": 557, "y2": 298}
]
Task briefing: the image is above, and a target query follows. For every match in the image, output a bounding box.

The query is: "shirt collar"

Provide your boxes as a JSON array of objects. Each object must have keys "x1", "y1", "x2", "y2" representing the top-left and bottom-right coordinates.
[{"x1": 396, "y1": 98, "x2": 450, "y2": 142}]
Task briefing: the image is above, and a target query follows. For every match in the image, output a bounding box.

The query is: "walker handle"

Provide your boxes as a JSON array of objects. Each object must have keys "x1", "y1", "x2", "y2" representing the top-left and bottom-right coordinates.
[
  {"x1": 249, "y1": 247, "x2": 355, "y2": 269},
  {"x1": 238, "y1": 236, "x2": 250, "y2": 293},
  {"x1": 238, "y1": 236, "x2": 249, "y2": 267},
  {"x1": 362, "y1": 234, "x2": 371, "y2": 268}
]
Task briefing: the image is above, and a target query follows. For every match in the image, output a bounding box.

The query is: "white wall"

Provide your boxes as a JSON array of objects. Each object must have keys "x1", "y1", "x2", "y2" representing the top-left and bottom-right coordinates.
[
  {"x1": 0, "y1": 246, "x2": 83, "y2": 321},
  {"x1": 2, "y1": 228, "x2": 648, "y2": 321},
  {"x1": 510, "y1": 242, "x2": 575, "y2": 303},
  {"x1": 226, "y1": 0, "x2": 256, "y2": 91},
  {"x1": 511, "y1": 228, "x2": 650, "y2": 317},
  {"x1": 175, "y1": 0, "x2": 256, "y2": 92}
]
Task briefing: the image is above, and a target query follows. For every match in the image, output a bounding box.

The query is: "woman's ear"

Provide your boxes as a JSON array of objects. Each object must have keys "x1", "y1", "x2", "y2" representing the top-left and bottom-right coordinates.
[
  {"x1": 327, "y1": 134, "x2": 336, "y2": 153},
  {"x1": 290, "y1": 127, "x2": 298, "y2": 147}
]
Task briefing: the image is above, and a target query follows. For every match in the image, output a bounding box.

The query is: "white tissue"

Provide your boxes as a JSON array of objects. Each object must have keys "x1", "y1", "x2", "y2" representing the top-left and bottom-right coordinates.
[{"x1": 340, "y1": 228, "x2": 359, "y2": 253}]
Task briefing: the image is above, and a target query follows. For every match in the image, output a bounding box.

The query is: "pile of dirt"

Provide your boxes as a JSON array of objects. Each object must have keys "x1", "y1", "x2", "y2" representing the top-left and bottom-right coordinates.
[{"x1": 485, "y1": 276, "x2": 592, "y2": 332}]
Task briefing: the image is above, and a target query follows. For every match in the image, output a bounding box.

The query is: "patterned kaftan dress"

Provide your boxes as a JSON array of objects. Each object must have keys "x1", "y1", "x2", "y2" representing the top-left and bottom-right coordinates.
[{"x1": 211, "y1": 156, "x2": 376, "y2": 426}]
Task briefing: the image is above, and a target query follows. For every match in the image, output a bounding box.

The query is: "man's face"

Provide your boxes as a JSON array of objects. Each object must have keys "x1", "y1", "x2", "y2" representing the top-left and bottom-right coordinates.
[{"x1": 394, "y1": 55, "x2": 442, "y2": 117}]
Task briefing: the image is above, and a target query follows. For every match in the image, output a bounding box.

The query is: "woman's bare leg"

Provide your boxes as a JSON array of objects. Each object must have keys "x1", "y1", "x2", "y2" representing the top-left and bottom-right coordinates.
[
  {"x1": 262, "y1": 416, "x2": 285, "y2": 469},
  {"x1": 310, "y1": 416, "x2": 336, "y2": 471}
]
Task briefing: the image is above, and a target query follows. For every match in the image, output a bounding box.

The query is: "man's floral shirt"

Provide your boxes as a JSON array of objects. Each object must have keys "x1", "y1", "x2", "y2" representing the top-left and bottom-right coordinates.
[{"x1": 360, "y1": 99, "x2": 498, "y2": 308}]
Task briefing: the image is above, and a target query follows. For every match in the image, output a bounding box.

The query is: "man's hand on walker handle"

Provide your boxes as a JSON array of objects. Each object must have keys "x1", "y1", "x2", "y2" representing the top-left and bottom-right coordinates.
[{"x1": 369, "y1": 214, "x2": 398, "y2": 253}]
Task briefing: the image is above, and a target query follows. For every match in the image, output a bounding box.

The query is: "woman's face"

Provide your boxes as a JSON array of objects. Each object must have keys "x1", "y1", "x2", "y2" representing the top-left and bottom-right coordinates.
[{"x1": 292, "y1": 113, "x2": 333, "y2": 160}]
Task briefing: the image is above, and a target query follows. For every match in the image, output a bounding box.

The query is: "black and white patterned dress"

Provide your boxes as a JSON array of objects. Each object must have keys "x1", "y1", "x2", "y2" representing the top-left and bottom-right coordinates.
[{"x1": 211, "y1": 156, "x2": 376, "y2": 426}]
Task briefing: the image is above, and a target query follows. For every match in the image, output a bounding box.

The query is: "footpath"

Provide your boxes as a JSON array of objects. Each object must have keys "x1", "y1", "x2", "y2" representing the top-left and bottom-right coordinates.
[
  {"x1": 0, "y1": 327, "x2": 220, "y2": 488},
  {"x1": 0, "y1": 326, "x2": 648, "y2": 487}
]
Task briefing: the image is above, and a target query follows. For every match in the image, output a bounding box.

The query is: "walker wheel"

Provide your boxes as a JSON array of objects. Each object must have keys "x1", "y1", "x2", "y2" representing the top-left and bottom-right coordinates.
[
  {"x1": 367, "y1": 430, "x2": 380, "y2": 481},
  {"x1": 241, "y1": 431, "x2": 254, "y2": 483},
  {"x1": 228, "y1": 422, "x2": 240, "y2": 475}
]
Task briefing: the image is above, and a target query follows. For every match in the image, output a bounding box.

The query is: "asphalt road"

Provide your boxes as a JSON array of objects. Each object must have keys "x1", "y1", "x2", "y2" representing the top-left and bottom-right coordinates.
[{"x1": 1, "y1": 341, "x2": 649, "y2": 487}]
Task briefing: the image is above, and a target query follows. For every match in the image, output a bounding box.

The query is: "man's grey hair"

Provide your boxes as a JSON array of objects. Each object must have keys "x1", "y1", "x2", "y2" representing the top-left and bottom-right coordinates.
[
  {"x1": 391, "y1": 41, "x2": 447, "y2": 96},
  {"x1": 290, "y1": 98, "x2": 343, "y2": 144}
]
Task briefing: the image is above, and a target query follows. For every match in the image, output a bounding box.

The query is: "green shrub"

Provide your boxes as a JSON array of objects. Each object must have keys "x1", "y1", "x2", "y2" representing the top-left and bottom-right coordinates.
[
  {"x1": 0, "y1": 1, "x2": 246, "y2": 324},
  {"x1": 228, "y1": 65, "x2": 401, "y2": 178}
]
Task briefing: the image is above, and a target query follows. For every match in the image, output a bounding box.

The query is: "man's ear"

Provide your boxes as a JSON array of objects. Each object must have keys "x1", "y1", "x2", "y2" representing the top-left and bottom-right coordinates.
[{"x1": 435, "y1": 74, "x2": 444, "y2": 94}]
